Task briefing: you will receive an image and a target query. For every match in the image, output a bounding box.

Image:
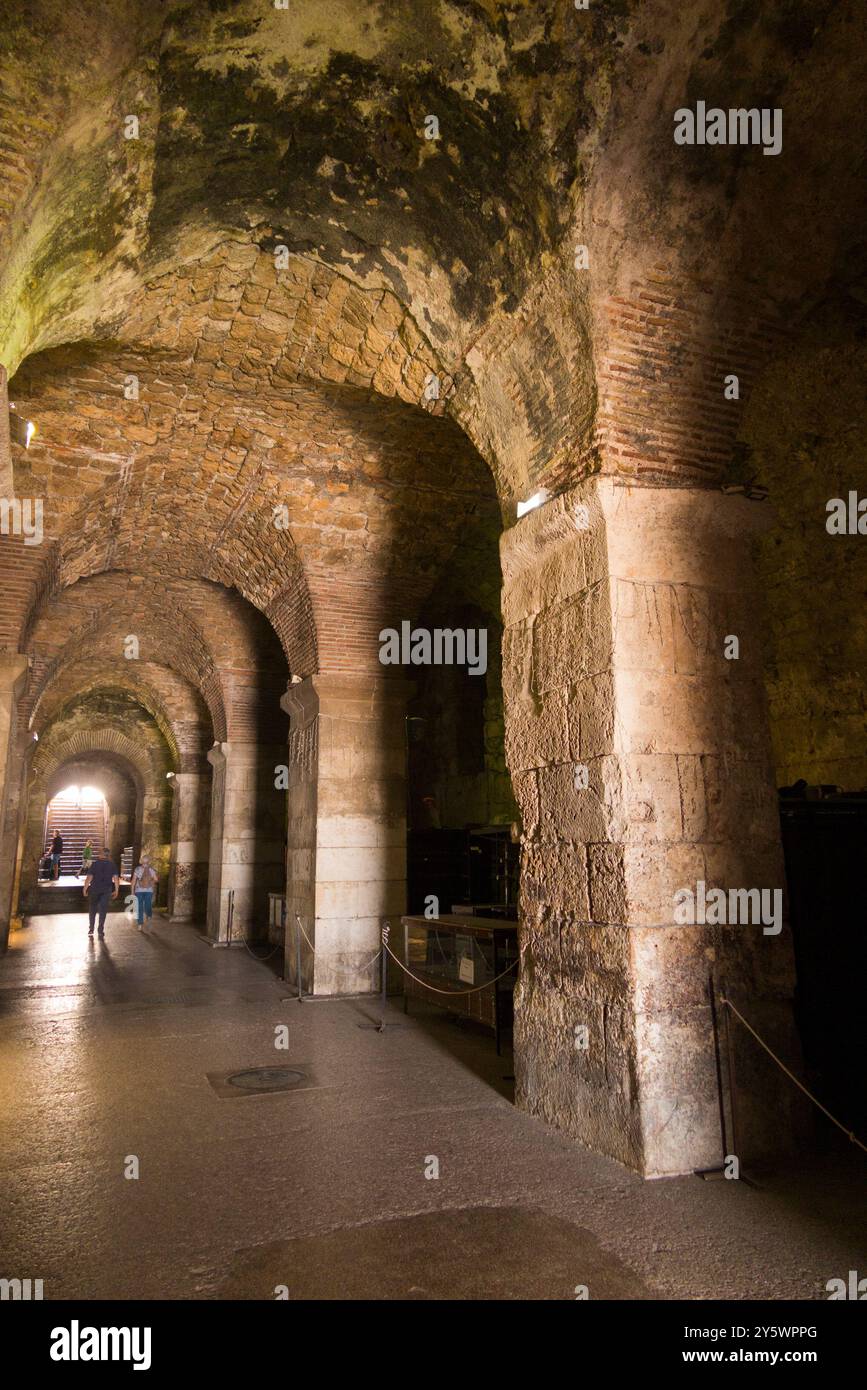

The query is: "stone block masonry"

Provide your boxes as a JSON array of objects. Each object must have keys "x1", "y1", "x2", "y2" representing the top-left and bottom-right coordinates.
[
  {"x1": 282, "y1": 674, "x2": 411, "y2": 996},
  {"x1": 502, "y1": 477, "x2": 803, "y2": 1177}
]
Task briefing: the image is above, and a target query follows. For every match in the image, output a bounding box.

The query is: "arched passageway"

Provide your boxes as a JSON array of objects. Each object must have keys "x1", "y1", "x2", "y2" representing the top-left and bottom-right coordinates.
[
  {"x1": 0, "y1": 0, "x2": 863, "y2": 1242},
  {"x1": 43, "y1": 781, "x2": 109, "y2": 877}
]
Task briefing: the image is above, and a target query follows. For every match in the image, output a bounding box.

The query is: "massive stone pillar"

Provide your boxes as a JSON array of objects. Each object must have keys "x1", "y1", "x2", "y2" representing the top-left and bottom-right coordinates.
[
  {"x1": 168, "y1": 768, "x2": 211, "y2": 922},
  {"x1": 0, "y1": 655, "x2": 29, "y2": 950},
  {"x1": 206, "y1": 742, "x2": 284, "y2": 943},
  {"x1": 503, "y1": 477, "x2": 800, "y2": 1177},
  {"x1": 281, "y1": 673, "x2": 409, "y2": 995}
]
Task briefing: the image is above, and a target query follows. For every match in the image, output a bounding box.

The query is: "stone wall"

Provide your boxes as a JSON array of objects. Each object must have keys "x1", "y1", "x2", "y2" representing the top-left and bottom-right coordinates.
[{"x1": 743, "y1": 309, "x2": 867, "y2": 790}]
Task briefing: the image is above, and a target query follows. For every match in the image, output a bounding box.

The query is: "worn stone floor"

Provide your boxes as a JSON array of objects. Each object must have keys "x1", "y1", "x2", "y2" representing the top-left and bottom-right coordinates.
[{"x1": 0, "y1": 911, "x2": 863, "y2": 1301}]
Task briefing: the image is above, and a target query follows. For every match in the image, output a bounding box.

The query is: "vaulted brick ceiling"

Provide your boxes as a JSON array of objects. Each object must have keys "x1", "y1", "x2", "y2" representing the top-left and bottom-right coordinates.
[{"x1": 2, "y1": 0, "x2": 866, "y2": 751}]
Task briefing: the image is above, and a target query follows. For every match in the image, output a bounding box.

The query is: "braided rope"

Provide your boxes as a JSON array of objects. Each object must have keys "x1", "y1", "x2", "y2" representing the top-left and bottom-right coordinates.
[
  {"x1": 293, "y1": 914, "x2": 518, "y2": 995},
  {"x1": 721, "y1": 995, "x2": 867, "y2": 1156}
]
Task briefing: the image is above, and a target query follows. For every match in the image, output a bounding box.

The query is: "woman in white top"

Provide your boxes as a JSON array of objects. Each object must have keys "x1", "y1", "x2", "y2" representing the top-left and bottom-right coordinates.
[{"x1": 131, "y1": 854, "x2": 158, "y2": 931}]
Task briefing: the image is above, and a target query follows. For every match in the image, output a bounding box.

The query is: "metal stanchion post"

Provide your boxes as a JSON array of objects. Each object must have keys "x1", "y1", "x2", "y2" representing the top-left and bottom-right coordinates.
[
  {"x1": 294, "y1": 912, "x2": 304, "y2": 1002},
  {"x1": 358, "y1": 920, "x2": 404, "y2": 1032},
  {"x1": 377, "y1": 921, "x2": 390, "y2": 1032},
  {"x1": 694, "y1": 976, "x2": 757, "y2": 1187},
  {"x1": 226, "y1": 888, "x2": 234, "y2": 945},
  {"x1": 694, "y1": 969, "x2": 730, "y2": 1180}
]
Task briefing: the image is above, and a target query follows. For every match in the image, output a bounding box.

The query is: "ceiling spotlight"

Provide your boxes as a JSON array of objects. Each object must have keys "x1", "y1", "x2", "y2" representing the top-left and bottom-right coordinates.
[
  {"x1": 166, "y1": 771, "x2": 175, "y2": 780},
  {"x1": 516, "y1": 489, "x2": 549, "y2": 519}
]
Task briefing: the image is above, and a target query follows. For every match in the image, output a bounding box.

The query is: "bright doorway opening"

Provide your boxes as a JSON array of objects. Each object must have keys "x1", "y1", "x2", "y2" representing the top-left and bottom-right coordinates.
[{"x1": 41, "y1": 786, "x2": 108, "y2": 881}]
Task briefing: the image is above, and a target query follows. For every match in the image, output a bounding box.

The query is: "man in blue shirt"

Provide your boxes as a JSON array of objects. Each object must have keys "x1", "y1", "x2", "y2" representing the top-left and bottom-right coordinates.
[{"x1": 83, "y1": 847, "x2": 119, "y2": 938}]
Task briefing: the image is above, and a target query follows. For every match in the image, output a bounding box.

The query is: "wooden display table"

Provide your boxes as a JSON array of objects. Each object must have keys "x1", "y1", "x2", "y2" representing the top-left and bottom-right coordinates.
[{"x1": 400, "y1": 914, "x2": 519, "y2": 1054}]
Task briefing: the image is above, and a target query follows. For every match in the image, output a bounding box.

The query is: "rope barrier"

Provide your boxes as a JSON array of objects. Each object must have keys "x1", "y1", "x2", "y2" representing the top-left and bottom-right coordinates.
[
  {"x1": 295, "y1": 913, "x2": 383, "y2": 976},
  {"x1": 383, "y1": 938, "x2": 518, "y2": 995},
  {"x1": 292, "y1": 913, "x2": 519, "y2": 996},
  {"x1": 287, "y1": 922, "x2": 864, "y2": 1154},
  {"x1": 280, "y1": 915, "x2": 866, "y2": 1152},
  {"x1": 239, "y1": 934, "x2": 283, "y2": 962},
  {"x1": 720, "y1": 994, "x2": 867, "y2": 1156}
]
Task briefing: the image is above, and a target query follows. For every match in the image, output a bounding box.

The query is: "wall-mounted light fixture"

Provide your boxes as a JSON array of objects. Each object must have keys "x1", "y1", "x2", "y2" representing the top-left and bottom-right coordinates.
[
  {"x1": 516, "y1": 489, "x2": 549, "y2": 519},
  {"x1": 8, "y1": 409, "x2": 37, "y2": 449}
]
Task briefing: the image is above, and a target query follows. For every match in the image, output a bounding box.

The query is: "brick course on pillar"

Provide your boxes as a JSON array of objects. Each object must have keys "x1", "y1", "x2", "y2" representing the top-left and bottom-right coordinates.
[
  {"x1": 502, "y1": 477, "x2": 802, "y2": 1178},
  {"x1": 282, "y1": 673, "x2": 410, "y2": 996}
]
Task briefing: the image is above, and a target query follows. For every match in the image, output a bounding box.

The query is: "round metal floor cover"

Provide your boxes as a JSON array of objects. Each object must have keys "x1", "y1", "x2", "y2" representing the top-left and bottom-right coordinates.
[{"x1": 227, "y1": 1067, "x2": 306, "y2": 1092}]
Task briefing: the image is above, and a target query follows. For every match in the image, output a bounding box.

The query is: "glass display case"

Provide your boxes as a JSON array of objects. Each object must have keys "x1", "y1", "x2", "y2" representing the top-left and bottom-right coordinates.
[{"x1": 401, "y1": 914, "x2": 519, "y2": 1053}]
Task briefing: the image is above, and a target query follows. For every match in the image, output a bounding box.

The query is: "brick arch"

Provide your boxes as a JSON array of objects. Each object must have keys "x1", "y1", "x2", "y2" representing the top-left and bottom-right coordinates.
[
  {"x1": 31, "y1": 661, "x2": 211, "y2": 763},
  {"x1": 32, "y1": 725, "x2": 172, "y2": 786},
  {"x1": 55, "y1": 686, "x2": 179, "y2": 769},
  {"x1": 0, "y1": 1, "x2": 601, "y2": 392},
  {"x1": 21, "y1": 715, "x2": 176, "y2": 900},
  {"x1": 3, "y1": 1, "x2": 864, "y2": 522},
  {"x1": 119, "y1": 246, "x2": 453, "y2": 416},
  {"x1": 92, "y1": 241, "x2": 533, "y2": 517},
  {"x1": 21, "y1": 569, "x2": 297, "y2": 759},
  {"x1": 49, "y1": 450, "x2": 308, "y2": 617},
  {"x1": 265, "y1": 566, "x2": 318, "y2": 679},
  {"x1": 29, "y1": 622, "x2": 227, "y2": 747},
  {"x1": 34, "y1": 677, "x2": 181, "y2": 770},
  {"x1": 10, "y1": 335, "x2": 499, "y2": 685},
  {"x1": 22, "y1": 574, "x2": 234, "y2": 744}
]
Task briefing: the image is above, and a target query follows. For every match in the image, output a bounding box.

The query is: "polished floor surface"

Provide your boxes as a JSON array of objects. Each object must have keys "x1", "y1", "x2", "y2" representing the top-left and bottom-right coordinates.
[{"x1": 0, "y1": 911, "x2": 863, "y2": 1300}]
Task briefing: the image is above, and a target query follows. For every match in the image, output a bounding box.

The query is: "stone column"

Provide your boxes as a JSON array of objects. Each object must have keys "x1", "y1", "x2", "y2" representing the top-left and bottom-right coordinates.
[
  {"x1": 0, "y1": 654, "x2": 29, "y2": 950},
  {"x1": 280, "y1": 685, "x2": 317, "y2": 988},
  {"x1": 139, "y1": 788, "x2": 171, "y2": 899},
  {"x1": 281, "y1": 673, "x2": 410, "y2": 995},
  {"x1": 206, "y1": 745, "x2": 227, "y2": 939},
  {"x1": 206, "y1": 742, "x2": 284, "y2": 943},
  {"x1": 108, "y1": 807, "x2": 131, "y2": 865},
  {"x1": 502, "y1": 477, "x2": 801, "y2": 1178},
  {"x1": 168, "y1": 769, "x2": 211, "y2": 922}
]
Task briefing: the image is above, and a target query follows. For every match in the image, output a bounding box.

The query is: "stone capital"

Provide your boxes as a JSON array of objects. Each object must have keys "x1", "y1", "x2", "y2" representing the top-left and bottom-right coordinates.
[
  {"x1": 206, "y1": 742, "x2": 227, "y2": 771},
  {"x1": 281, "y1": 672, "x2": 415, "y2": 730},
  {"x1": 170, "y1": 770, "x2": 201, "y2": 791},
  {"x1": 312, "y1": 670, "x2": 415, "y2": 716},
  {"x1": 280, "y1": 678, "x2": 319, "y2": 728},
  {"x1": 207, "y1": 740, "x2": 264, "y2": 769}
]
